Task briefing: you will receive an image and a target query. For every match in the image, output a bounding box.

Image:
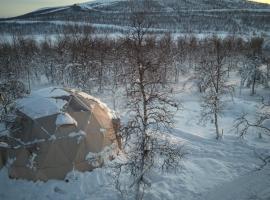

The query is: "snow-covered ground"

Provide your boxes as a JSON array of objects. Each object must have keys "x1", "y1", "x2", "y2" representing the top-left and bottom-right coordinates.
[
  {"x1": 0, "y1": 73, "x2": 270, "y2": 200},
  {"x1": 1, "y1": 25, "x2": 270, "y2": 44}
]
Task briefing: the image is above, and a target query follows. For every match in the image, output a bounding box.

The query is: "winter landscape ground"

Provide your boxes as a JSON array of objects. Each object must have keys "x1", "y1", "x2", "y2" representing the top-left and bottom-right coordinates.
[
  {"x1": 0, "y1": 0, "x2": 270, "y2": 200},
  {"x1": 0, "y1": 72, "x2": 270, "y2": 200}
]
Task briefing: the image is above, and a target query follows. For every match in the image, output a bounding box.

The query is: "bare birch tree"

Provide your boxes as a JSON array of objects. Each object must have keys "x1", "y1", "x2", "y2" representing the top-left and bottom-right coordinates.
[
  {"x1": 115, "y1": 1, "x2": 185, "y2": 199},
  {"x1": 200, "y1": 37, "x2": 233, "y2": 139},
  {"x1": 235, "y1": 97, "x2": 270, "y2": 139}
]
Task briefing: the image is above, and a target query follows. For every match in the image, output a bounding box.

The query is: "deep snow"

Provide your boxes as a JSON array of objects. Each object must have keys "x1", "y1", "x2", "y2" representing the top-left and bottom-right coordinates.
[{"x1": 0, "y1": 73, "x2": 270, "y2": 200}]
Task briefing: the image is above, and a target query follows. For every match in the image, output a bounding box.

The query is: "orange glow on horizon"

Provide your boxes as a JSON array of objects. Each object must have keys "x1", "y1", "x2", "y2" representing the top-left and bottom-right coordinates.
[{"x1": 249, "y1": 0, "x2": 270, "y2": 4}]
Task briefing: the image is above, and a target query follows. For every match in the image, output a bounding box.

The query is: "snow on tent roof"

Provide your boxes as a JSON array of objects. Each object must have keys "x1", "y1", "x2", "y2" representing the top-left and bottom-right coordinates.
[
  {"x1": 16, "y1": 87, "x2": 70, "y2": 119},
  {"x1": 33, "y1": 87, "x2": 70, "y2": 98},
  {"x1": 56, "y1": 113, "x2": 78, "y2": 127},
  {"x1": 77, "y1": 91, "x2": 118, "y2": 119}
]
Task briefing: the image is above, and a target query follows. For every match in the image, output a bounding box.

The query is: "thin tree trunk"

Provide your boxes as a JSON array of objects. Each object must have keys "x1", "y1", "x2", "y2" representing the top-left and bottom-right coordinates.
[
  {"x1": 175, "y1": 65, "x2": 179, "y2": 83},
  {"x1": 266, "y1": 63, "x2": 270, "y2": 88},
  {"x1": 27, "y1": 68, "x2": 31, "y2": 93},
  {"x1": 98, "y1": 61, "x2": 103, "y2": 93},
  {"x1": 135, "y1": 182, "x2": 141, "y2": 200},
  {"x1": 136, "y1": 65, "x2": 148, "y2": 200},
  {"x1": 266, "y1": 62, "x2": 270, "y2": 80},
  {"x1": 251, "y1": 74, "x2": 256, "y2": 95},
  {"x1": 214, "y1": 112, "x2": 220, "y2": 140}
]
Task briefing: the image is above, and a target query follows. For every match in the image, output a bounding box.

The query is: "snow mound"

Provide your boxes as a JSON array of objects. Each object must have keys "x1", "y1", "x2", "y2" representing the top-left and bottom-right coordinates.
[{"x1": 203, "y1": 165, "x2": 270, "y2": 200}]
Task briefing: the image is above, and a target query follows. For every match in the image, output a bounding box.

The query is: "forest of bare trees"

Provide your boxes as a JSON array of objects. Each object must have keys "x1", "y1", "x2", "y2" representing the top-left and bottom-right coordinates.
[
  {"x1": 0, "y1": 26, "x2": 269, "y2": 132},
  {"x1": 0, "y1": 32, "x2": 268, "y2": 93}
]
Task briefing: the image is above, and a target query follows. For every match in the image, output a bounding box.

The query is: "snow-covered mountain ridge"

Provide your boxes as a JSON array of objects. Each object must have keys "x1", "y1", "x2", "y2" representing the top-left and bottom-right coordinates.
[{"x1": 1, "y1": 0, "x2": 270, "y2": 34}]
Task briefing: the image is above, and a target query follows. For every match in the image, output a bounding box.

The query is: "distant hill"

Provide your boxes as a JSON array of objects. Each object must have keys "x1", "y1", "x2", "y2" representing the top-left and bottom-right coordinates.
[{"x1": 1, "y1": 0, "x2": 270, "y2": 34}]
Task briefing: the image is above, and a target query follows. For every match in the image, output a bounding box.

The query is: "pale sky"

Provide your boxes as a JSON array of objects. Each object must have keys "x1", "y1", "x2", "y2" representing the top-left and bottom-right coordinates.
[
  {"x1": 249, "y1": 0, "x2": 270, "y2": 3},
  {"x1": 0, "y1": 0, "x2": 269, "y2": 18},
  {"x1": 0, "y1": 0, "x2": 90, "y2": 17}
]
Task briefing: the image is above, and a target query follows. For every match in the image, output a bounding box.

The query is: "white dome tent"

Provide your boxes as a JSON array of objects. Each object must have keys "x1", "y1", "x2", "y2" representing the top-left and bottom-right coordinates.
[{"x1": 0, "y1": 87, "x2": 121, "y2": 181}]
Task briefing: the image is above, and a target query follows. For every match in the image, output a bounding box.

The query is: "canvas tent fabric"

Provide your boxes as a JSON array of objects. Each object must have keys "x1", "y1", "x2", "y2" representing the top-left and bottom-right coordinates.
[{"x1": 0, "y1": 87, "x2": 120, "y2": 181}]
